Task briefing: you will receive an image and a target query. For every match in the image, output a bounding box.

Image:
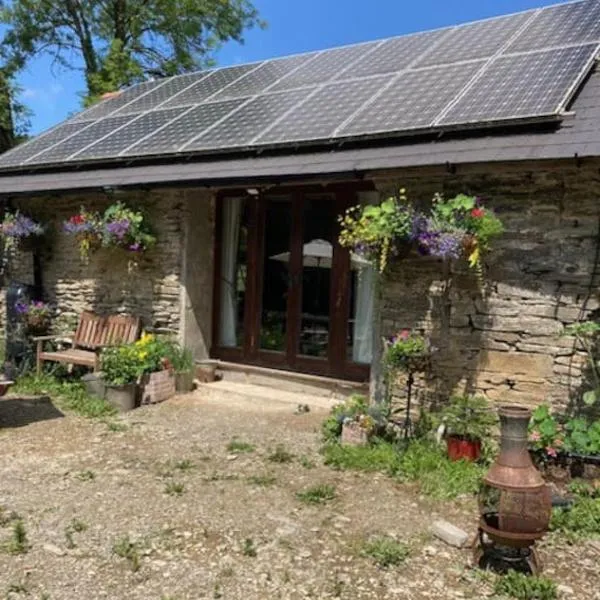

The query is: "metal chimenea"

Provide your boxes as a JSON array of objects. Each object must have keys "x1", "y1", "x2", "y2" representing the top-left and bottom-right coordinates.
[{"x1": 474, "y1": 405, "x2": 552, "y2": 574}]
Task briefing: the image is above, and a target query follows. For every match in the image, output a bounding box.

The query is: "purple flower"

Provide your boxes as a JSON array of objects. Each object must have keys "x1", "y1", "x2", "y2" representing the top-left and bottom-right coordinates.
[
  {"x1": 15, "y1": 301, "x2": 28, "y2": 315},
  {"x1": 63, "y1": 220, "x2": 98, "y2": 234},
  {"x1": 1, "y1": 214, "x2": 43, "y2": 238},
  {"x1": 105, "y1": 219, "x2": 130, "y2": 240},
  {"x1": 129, "y1": 242, "x2": 141, "y2": 252}
]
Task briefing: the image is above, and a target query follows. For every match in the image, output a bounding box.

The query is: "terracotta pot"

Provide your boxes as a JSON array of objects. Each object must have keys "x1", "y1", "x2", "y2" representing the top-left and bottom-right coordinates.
[{"x1": 447, "y1": 435, "x2": 482, "y2": 462}]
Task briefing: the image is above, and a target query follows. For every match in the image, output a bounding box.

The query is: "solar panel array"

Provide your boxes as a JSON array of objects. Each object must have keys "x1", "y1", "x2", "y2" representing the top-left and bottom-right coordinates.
[{"x1": 1, "y1": 0, "x2": 599, "y2": 171}]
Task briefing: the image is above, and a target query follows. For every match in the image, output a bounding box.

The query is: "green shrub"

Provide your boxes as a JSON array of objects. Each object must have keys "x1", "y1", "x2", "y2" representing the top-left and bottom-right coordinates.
[
  {"x1": 550, "y1": 497, "x2": 600, "y2": 539},
  {"x1": 296, "y1": 484, "x2": 336, "y2": 505},
  {"x1": 321, "y1": 395, "x2": 369, "y2": 443},
  {"x1": 493, "y1": 570, "x2": 557, "y2": 600},
  {"x1": 360, "y1": 536, "x2": 409, "y2": 568}
]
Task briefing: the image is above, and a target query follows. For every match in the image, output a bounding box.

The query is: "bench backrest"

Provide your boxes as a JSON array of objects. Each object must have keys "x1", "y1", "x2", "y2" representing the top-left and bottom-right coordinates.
[{"x1": 73, "y1": 311, "x2": 141, "y2": 350}]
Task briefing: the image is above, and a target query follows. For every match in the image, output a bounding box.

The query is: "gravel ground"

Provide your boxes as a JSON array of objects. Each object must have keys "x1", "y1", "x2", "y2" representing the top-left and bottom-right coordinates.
[{"x1": 0, "y1": 389, "x2": 597, "y2": 600}]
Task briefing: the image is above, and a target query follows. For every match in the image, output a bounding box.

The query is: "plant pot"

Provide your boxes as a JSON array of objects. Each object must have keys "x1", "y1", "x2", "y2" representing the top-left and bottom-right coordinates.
[
  {"x1": 447, "y1": 435, "x2": 481, "y2": 462},
  {"x1": 140, "y1": 369, "x2": 175, "y2": 405},
  {"x1": 174, "y1": 370, "x2": 195, "y2": 393},
  {"x1": 341, "y1": 421, "x2": 369, "y2": 446},
  {"x1": 82, "y1": 373, "x2": 106, "y2": 399},
  {"x1": 196, "y1": 359, "x2": 218, "y2": 383},
  {"x1": 105, "y1": 383, "x2": 137, "y2": 412}
]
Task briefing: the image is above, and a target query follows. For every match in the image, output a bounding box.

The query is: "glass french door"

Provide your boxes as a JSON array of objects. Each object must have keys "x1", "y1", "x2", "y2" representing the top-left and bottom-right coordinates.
[{"x1": 213, "y1": 187, "x2": 372, "y2": 381}]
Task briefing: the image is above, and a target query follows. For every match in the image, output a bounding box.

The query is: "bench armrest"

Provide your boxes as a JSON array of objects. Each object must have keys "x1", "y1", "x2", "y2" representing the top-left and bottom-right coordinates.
[{"x1": 33, "y1": 333, "x2": 75, "y2": 343}]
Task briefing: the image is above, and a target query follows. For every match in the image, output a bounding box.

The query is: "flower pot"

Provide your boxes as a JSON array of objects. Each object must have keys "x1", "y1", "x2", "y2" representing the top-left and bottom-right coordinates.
[
  {"x1": 140, "y1": 369, "x2": 175, "y2": 405},
  {"x1": 447, "y1": 435, "x2": 481, "y2": 462},
  {"x1": 341, "y1": 421, "x2": 369, "y2": 446},
  {"x1": 82, "y1": 373, "x2": 106, "y2": 399},
  {"x1": 195, "y1": 360, "x2": 218, "y2": 383},
  {"x1": 174, "y1": 370, "x2": 195, "y2": 393},
  {"x1": 105, "y1": 383, "x2": 137, "y2": 412}
]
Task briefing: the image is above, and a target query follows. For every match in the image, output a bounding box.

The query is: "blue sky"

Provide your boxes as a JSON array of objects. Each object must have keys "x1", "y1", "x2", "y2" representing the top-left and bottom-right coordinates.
[{"x1": 18, "y1": 0, "x2": 569, "y2": 134}]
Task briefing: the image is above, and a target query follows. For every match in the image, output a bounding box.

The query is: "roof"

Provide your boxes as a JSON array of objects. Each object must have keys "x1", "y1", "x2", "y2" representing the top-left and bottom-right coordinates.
[{"x1": 0, "y1": 1, "x2": 599, "y2": 194}]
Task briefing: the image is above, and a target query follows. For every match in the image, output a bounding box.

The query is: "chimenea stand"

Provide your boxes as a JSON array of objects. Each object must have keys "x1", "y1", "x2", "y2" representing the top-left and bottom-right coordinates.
[{"x1": 474, "y1": 405, "x2": 552, "y2": 574}]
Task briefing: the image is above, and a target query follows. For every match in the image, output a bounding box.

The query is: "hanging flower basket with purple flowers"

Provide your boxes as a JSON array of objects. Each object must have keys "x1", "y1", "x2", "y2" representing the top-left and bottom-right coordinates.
[
  {"x1": 101, "y1": 201, "x2": 156, "y2": 254},
  {"x1": 63, "y1": 208, "x2": 103, "y2": 260},
  {"x1": 15, "y1": 300, "x2": 53, "y2": 335},
  {"x1": 0, "y1": 211, "x2": 44, "y2": 252}
]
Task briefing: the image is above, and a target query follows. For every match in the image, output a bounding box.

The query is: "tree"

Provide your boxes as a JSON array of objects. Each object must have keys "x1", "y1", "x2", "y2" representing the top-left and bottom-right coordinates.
[{"x1": 0, "y1": 0, "x2": 264, "y2": 104}]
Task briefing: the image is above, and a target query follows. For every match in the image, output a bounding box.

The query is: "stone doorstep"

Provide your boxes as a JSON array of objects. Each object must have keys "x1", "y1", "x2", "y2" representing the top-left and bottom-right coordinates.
[{"x1": 216, "y1": 361, "x2": 368, "y2": 401}]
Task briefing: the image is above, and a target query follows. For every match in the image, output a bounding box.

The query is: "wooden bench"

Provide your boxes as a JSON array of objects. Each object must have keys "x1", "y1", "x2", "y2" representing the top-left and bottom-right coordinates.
[{"x1": 36, "y1": 311, "x2": 141, "y2": 375}]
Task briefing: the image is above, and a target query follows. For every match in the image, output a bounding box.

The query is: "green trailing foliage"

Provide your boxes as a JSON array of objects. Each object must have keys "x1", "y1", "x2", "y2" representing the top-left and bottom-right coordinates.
[{"x1": 493, "y1": 570, "x2": 557, "y2": 600}]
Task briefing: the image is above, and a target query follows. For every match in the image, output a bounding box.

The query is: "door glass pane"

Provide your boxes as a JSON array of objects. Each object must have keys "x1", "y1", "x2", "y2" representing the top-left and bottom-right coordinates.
[
  {"x1": 299, "y1": 196, "x2": 334, "y2": 358},
  {"x1": 260, "y1": 197, "x2": 292, "y2": 352},
  {"x1": 218, "y1": 197, "x2": 248, "y2": 348}
]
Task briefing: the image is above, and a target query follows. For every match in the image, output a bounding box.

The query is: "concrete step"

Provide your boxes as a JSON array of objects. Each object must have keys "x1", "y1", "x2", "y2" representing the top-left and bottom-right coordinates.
[
  {"x1": 198, "y1": 380, "x2": 339, "y2": 411},
  {"x1": 216, "y1": 361, "x2": 369, "y2": 402}
]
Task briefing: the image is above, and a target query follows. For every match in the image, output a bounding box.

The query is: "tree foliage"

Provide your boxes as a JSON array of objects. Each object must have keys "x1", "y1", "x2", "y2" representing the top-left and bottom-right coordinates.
[{"x1": 0, "y1": 0, "x2": 264, "y2": 103}]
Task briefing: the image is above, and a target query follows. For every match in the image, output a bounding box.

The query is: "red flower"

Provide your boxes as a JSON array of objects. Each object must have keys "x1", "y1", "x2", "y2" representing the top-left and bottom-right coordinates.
[
  {"x1": 471, "y1": 208, "x2": 485, "y2": 218},
  {"x1": 70, "y1": 214, "x2": 84, "y2": 225},
  {"x1": 399, "y1": 329, "x2": 410, "y2": 340}
]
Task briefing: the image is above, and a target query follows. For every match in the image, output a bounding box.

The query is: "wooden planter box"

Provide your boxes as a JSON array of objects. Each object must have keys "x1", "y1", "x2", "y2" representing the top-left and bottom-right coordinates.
[
  {"x1": 341, "y1": 421, "x2": 369, "y2": 446},
  {"x1": 140, "y1": 370, "x2": 175, "y2": 405}
]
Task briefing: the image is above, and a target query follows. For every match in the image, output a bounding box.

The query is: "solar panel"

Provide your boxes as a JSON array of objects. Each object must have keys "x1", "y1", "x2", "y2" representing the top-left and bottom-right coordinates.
[
  {"x1": 112, "y1": 72, "x2": 213, "y2": 116},
  {"x1": 509, "y1": 0, "x2": 600, "y2": 52},
  {"x1": 160, "y1": 63, "x2": 262, "y2": 109},
  {"x1": 212, "y1": 54, "x2": 316, "y2": 100},
  {"x1": 414, "y1": 11, "x2": 534, "y2": 68},
  {"x1": 71, "y1": 107, "x2": 190, "y2": 160},
  {"x1": 69, "y1": 79, "x2": 166, "y2": 123},
  {"x1": 184, "y1": 90, "x2": 313, "y2": 150},
  {"x1": 338, "y1": 30, "x2": 449, "y2": 79},
  {"x1": 122, "y1": 99, "x2": 247, "y2": 156},
  {"x1": 0, "y1": 122, "x2": 92, "y2": 167},
  {"x1": 340, "y1": 61, "x2": 485, "y2": 136},
  {"x1": 255, "y1": 76, "x2": 391, "y2": 145},
  {"x1": 26, "y1": 116, "x2": 135, "y2": 164},
  {"x1": 439, "y1": 44, "x2": 598, "y2": 125},
  {"x1": 268, "y1": 43, "x2": 380, "y2": 92}
]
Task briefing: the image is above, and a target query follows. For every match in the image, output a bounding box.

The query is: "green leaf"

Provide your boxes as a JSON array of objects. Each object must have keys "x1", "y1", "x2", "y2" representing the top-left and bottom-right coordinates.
[{"x1": 583, "y1": 389, "x2": 600, "y2": 406}]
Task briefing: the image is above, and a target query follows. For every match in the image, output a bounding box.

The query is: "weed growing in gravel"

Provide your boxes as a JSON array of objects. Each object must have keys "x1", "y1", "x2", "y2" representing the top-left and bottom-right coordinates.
[
  {"x1": 0, "y1": 508, "x2": 21, "y2": 527},
  {"x1": 299, "y1": 455, "x2": 316, "y2": 469},
  {"x1": 204, "y1": 473, "x2": 239, "y2": 482},
  {"x1": 174, "y1": 459, "x2": 195, "y2": 471},
  {"x1": 550, "y1": 497, "x2": 600, "y2": 540},
  {"x1": 227, "y1": 439, "x2": 255, "y2": 454},
  {"x1": 242, "y1": 538, "x2": 257, "y2": 557},
  {"x1": 6, "y1": 580, "x2": 28, "y2": 595},
  {"x1": 360, "y1": 536, "x2": 409, "y2": 568},
  {"x1": 14, "y1": 374, "x2": 116, "y2": 418},
  {"x1": 6, "y1": 520, "x2": 29, "y2": 555},
  {"x1": 493, "y1": 570, "x2": 557, "y2": 600},
  {"x1": 296, "y1": 484, "x2": 336, "y2": 505},
  {"x1": 112, "y1": 535, "x2": 142, "y2": 572},
  {"x1": 247, "y1": 475, "x2": 277, "y2": 487},
  {"x1": 164, "y1": 481, "x2": 185, "y2": 496},
  {"x1": 65, "y1": 519, "x2": 88, "y2": 548},
  {"x1": 75, "y1": 470, "x2": 96, "y2": 482},
  {"x1": 268, "y1": 445, "x2": 294, "y2": 464},
  {"x1": 105, "y1": 421, "x2": 128, "y2": 432}
]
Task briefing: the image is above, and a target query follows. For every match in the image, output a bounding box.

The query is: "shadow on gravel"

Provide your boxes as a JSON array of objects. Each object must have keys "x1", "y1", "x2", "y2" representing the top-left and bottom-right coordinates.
[{"x1": 0, "y1": 396, "x2": 64, "y2": 428}]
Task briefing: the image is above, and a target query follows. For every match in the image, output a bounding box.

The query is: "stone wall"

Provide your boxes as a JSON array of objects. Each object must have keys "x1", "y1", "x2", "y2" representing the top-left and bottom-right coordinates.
[
  {"x1": 3, "y1": 187, "x2": 214, "y2": 354},
  {"x1": 374, "y1": 161, "x2": 600, "y2": 410}
]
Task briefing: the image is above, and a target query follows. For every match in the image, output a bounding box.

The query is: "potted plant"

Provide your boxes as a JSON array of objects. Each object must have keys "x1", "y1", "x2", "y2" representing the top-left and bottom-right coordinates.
[
  {"x1": 62, "y1": 207, "x2": 103, "y2": 261},
  {"x1": 167, "y1": 343, "x2": 195, "y2": 392},
  {"x1": 0, "y1": 211, "x2": 44, "y2": 253},
  {"x1": 133, "y1": 333, "x2": 175, "y2": 405},
  {"x1": 383, "y1": 328, "x2": 431, "y2": 374},
  {"x1": 100, "y1": 344, "x2": 142, "y2": 412},
  {"x1": 439, "y1": 395, "x2": 497, "y2": 461},
  {"x1": 15, "y1": 300, "x2": 52, "y2": 335},
  {"x1": 101, "y1": 201, "x2": 156, "y2": 254}
]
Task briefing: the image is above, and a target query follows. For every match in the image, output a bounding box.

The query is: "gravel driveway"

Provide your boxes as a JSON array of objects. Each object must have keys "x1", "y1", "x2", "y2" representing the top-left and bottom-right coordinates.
[{"x1": 0, "y1": 388, "x2": 597, "y2": 600}]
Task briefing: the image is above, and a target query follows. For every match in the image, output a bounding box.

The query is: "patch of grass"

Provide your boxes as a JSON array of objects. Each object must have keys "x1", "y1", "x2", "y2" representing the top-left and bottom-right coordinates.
[
  {"x1": 323, "y1": 441, "x2": 401, "y2": 475},
  {"x1": 299, "y1": 455, "x2": 316, "y2": 469},
  {"x1": 296, "y1": 484, "x2": 336, "y2": 505},
  {"x1": 226, "y1": 440, "x2": 255, "y2": 454},
  {"x1": 0, "y1": 508, "x2": 21, "y2": 527},
  {"x1": 360, "y1": 536, "x2": 409, "y2": 568},
  {"x1": 550, "y1": 497, "x2": 600, "y2": 539},
  {"x1": 267, "y1": 445, "x2": 294, "y2": 464},
  {"x1": 6, "y1": 520, "x2": 29, "y2": 555},
  {"x1": 75, "y1": 470, "x2": 96, "y2": 482},
  {"x1": 164, "y1": 482, "x2": 185, "y2": 496},
  {"x1": 105, "y1": 421, "x2": 128, "y2": 432},
  {"x1": 13, "y1": 374, "x2": 116, "y2": 418},
  {"x1": 203, "y1": 472, "x2": 239, "y2": 482},
  {"x1": 247, "y1": 475, "x2": 277, "y2": 487},
  {"x1": 112, "y1": 535, "x2": 143, "y2": 572},
  {"x1": 174, "y1": 459, "x2": 195, "y2": 472},
  {"x1": 493, "y1": 570, "x2": 557, "y2": 600},
  {"x1": 242, "y1": 538, "x2": 257, "y2": 557},
  {"x1": 65, "y1": 519, "x2": 88, "y2": 548}
]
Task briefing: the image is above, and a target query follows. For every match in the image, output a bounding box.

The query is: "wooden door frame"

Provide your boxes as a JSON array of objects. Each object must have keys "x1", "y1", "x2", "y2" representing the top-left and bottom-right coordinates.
[{"x1": 211, "y1": 182, "x2": 373, "y2": 382}]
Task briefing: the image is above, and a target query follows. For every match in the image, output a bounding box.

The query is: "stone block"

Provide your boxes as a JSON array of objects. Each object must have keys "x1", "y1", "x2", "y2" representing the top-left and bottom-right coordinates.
[
  {"x1": 478, "y1": 351, "x2": 553, "y2": 378},
  {"x1": 430, "y1": 520, "x2": 469, "y2": 548}
]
